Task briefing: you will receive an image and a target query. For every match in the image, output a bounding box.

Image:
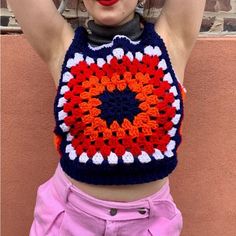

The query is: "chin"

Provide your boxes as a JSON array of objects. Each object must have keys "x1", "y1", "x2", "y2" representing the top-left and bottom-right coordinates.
[
  {"x1": 94, "y1": 17, "x2": 122, "y2": 26},
  {"x1": 93, "y1": 12, "x2": 134, "y2": 26}
]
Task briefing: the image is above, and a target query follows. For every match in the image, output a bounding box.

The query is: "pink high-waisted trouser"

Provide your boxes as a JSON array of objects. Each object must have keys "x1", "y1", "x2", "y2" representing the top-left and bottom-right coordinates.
[{"x1": 29, "y1": 163, "x2": 183, "y2": 236}]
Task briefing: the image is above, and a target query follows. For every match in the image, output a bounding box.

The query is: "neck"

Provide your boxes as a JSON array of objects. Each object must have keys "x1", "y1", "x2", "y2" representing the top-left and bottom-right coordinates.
[{"x1": 86, "y1": 12, "x2": 144, "y2": 46}]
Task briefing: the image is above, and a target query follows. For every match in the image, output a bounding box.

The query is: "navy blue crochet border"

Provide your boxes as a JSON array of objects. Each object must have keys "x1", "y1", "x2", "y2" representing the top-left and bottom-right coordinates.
[{"x1": 60, "y1": 153, "x2": 177, "y2": 185}]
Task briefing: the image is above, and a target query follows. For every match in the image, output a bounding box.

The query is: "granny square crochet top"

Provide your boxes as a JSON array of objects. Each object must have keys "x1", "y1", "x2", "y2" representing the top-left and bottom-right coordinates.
[{"x1": 53, "y1": 21, "x2": 187, "y2": 185}]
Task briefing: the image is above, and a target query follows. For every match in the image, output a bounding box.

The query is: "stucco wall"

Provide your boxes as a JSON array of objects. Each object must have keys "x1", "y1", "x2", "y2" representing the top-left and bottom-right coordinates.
[{"x1": 1, "y1": 35, "x2": 236, "y2": 236}]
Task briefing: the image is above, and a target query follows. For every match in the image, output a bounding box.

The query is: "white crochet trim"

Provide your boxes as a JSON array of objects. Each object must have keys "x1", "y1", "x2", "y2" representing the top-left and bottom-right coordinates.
[
  {"x1": 153, "y1": 46, "x2": 162, "y2": 56},
  {"x1": 88, "y1": 35, "x2": 141, "y2": 51},
  {"x1": 59, "y1": 123, "x2": 70, "y2": 132},
  {"x1": 135, "y1": 52, "x2": 143, "y2": 61},
  {"x1": 66, "y1": 58, "x2": 76, "y2": 68},
  {"x1": 138, "y1": 151, "x2": 152, "y2": 163},
  {"x1": 92, "y1": 152, "x2": 104, "y2": 165},
  {"x1": 112, "y1": 48, "x2": 125, "y2": 59},
  {"x1": 60, "y1": 85, "x2": 70, "y2": 95},
  {"x1": 62, "y1": 71, "x2": 73, "y2": 83},
  {"x1": 158, "y1": 58, "x2": 167, "y2": 70},
  {"x1": 97, "y1": 58, "x2": 106, "y2": 67},
  {"x1": 144, "y1": 45, "x2": 154, "y2": 56},
  {"x1": 106, "y1": 54, "x2": 113, "y2": 64},
  {"x1": 172, "y1": 114, "x2": 181, "y2": 125},
  {"x1": 69, "y1": 150, "x2": 77, "y2": 160},
  {"x1": 58, "y1": 97, "x2": 67, "y2": 107},
  {"x1": 153, "y1": 149, "x2": 164, "y2": 160},
  {"x1": 66, "y1": 53, "x2": 84, "y2": 68},
  {"x1": 79, "y1": 153, "x2": 89, "y2": 163},
  {"x1": 58, "y1": 110, "x2": 67, "y2": 121},
  {"x1": 74, "y1": 52, "x2": 84, "y2": 64},
  {"x1": 126, "y1": 51, "x2": 134, "y2": 61},
  {"x1": 144, "y1": 45, "x2": 162, "y2": 57},
  {"x1": 66, "y1": 133, "x2": 73, "y2": 141},
  {"x1": 164, "y1": 149, "x2": 174, "y2": 158},
  {"x1": 166, "y1": 140, "x2": 176, "y2": 151},
  {"x1": 65, "y1": 143, "x2": 74, "y2": 153},
  {"x1": 172, "y1": 99, "x2": 180, "y2": 110},
  {"x1": 163, "y1": 72, "x2": 173, "y2": 84},
  {"x1": 122, "y1": 151, "x2": 134, "y2": 163},
  {"x1": 169, "y1": 86, "x2": 178, "y2": 96},
  {"x1": 107, "y1": 152, "x2": 119, "y2": 164},
  {"x1": 85, "y1": 56, "x2": 95, "y2": 65},
  {"x1": 168, "y1": 127, "x2": 177, "y2": 137}
]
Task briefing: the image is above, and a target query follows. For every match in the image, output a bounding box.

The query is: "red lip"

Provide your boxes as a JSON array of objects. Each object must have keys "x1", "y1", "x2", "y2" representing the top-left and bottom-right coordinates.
[{"x1": 98, "y1": 0, "x2": 119, "y2": 7}]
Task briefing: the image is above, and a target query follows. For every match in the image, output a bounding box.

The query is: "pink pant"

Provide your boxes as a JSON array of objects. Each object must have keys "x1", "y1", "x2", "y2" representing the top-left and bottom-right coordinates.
[{"x1": 29, "y1": 163, "x2": 183, "y2": 236}]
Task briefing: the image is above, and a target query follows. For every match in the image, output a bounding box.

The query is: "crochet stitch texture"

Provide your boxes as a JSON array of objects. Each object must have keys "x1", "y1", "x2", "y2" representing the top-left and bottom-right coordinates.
[{"x1": 53, "y1": 22, "x2": 187, "y2": 185}]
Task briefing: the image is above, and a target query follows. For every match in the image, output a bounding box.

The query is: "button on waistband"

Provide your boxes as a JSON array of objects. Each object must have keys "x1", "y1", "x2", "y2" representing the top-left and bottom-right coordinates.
[
  {"x1": 109, "y1": 208, "x2": 118, "y2": 216},
  {"x1": 138, "y1": 207, "x2": 147, "y2": 215}
]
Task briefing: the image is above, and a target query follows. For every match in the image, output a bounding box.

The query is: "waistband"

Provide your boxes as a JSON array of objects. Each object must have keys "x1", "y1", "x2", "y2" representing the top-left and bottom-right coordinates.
[{"x1": 50, "y1": 162, "x2": 178, "y2": 221}]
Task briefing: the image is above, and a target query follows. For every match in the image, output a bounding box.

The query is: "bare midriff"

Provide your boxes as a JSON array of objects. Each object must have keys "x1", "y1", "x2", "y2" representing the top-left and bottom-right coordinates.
[{"x1": 63, "y1": 172, "x2": 168, "y2": 202}]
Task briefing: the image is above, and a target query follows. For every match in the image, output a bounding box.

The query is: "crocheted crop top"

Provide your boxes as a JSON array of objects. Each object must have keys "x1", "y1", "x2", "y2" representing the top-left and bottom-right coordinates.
[{"x1": 53, "y1": 22, "x2": 187, "y2": 185}]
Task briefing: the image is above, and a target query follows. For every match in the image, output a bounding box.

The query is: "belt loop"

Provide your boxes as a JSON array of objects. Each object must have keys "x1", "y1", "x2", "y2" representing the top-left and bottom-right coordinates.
[
  {"x1": 63, "y1": 182, "x2": 73, "y2": 203},
  {"x1": 146, "y1": 197, "x2": 178, "y2": 220},
  {"x1": 146, "y1": 197, "x2": 156, "y2": 219}
]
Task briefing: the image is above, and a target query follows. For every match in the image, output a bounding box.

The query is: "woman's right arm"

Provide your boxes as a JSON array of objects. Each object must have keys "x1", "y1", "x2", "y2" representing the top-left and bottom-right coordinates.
[{"x1": 7, "y1": 0, "x2": 74, "y2": 64}]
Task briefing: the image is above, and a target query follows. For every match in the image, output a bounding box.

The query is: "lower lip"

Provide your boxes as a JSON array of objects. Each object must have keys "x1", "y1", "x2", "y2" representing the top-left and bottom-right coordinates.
[{"x1": 98, "y1": 0, "x2": 119, "y2": 7}]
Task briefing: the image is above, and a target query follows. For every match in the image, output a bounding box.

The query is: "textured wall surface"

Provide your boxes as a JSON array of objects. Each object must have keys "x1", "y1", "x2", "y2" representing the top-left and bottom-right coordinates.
[{"x1": 1, "y1": 34, "x2": 236, "y2": 236}]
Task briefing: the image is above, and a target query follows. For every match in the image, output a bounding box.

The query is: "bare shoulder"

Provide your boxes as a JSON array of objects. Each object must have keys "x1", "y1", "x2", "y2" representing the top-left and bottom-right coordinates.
[{"x1": 47, "y1": 23, "x2": 75, "y2": 88}]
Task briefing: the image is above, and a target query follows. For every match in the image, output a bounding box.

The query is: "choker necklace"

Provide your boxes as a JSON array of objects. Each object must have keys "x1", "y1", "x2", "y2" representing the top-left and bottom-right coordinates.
[{"x1": 86, "y1": 13, "x2": 144, "y2": 46}]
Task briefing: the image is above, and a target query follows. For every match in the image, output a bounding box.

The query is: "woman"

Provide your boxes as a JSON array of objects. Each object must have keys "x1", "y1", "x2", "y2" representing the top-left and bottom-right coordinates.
[{"x1": 8, "y1": 0, "x2": 206, "y2": 235}]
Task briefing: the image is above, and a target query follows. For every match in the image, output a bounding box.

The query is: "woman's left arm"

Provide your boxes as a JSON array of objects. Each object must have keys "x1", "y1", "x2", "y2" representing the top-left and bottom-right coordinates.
[{"x1": 155, "y1": 0, "x2": 206, "y2": 61}]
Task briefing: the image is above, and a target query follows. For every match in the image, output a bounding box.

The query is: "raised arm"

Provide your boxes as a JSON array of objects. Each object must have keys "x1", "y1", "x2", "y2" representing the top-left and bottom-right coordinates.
[
  {"x1": 155, "y1": 0, "x2": 206, "y2": 64},
  {"x1": 7, "y1": 0, "x2": 73, "y2": 64}
]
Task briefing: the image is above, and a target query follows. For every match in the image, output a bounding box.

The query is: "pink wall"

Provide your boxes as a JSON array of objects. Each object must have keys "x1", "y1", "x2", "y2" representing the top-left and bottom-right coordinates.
[{"x1": 1, "y1": 35, "x2": 236, "y2": 236}]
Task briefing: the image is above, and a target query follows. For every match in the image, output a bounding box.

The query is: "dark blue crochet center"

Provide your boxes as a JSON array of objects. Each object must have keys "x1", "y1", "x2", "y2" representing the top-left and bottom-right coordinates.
[{"x1": 97, "y1": 87, "x2": 142, "y2": 127}]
